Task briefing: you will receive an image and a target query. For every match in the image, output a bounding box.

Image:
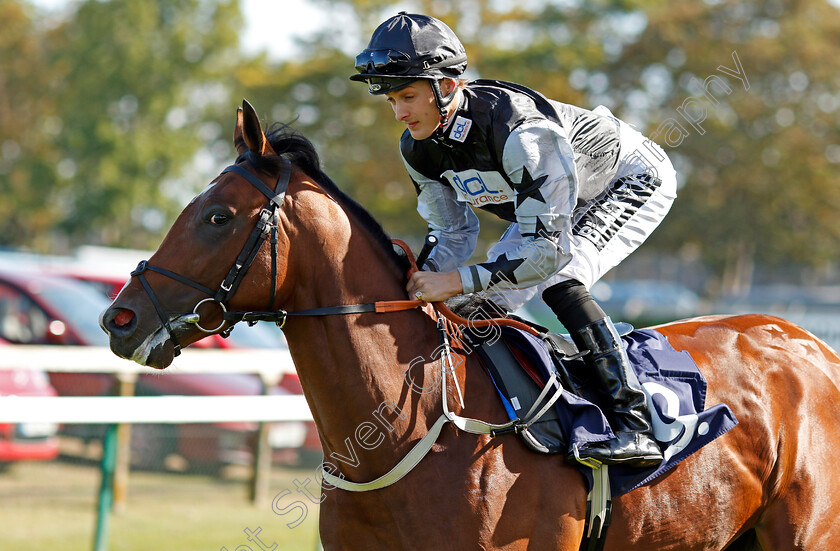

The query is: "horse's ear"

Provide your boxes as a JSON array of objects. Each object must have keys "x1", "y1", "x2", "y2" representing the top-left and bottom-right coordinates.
[
  {"x1": 233, "y1": 106, "x2": 247, "y2": 155},
  {"x1": 239, "y1": 99, "x2": 275, "y2": 156}
]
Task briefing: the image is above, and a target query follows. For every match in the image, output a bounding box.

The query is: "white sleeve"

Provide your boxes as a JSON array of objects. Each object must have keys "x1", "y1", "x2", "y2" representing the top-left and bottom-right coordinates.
[
  {"x1": 457, "y1": 120, "x2": 577, "y2": 293},
  {"x1": 403, "y1": 156, "x2": 479, "y2": 272}
]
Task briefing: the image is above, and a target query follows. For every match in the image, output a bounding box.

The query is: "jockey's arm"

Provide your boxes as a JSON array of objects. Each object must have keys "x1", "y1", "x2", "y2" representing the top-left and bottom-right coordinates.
[
  {"x1": 457, "y1": 120, "x2": 577, "y2": 294},
  {"x1": 404, "y1": 158, "x2": 480, "y2": 273}
]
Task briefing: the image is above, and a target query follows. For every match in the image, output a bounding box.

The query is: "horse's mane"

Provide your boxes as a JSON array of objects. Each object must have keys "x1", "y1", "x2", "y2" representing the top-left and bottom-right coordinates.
[{"x1": 239, "y1": 122, "x2": 409, "y2": 273}]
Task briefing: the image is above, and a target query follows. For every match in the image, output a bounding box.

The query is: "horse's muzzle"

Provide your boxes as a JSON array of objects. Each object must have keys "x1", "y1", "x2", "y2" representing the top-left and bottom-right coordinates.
[{"x1": 100, "y1": 304, "x2": 176, "y2": 369}]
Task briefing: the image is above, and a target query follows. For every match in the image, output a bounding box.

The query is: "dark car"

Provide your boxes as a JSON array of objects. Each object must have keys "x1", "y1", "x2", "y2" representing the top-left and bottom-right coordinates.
[{"x1": 0, "y1": 267, "x2": 319, "y2": 471}]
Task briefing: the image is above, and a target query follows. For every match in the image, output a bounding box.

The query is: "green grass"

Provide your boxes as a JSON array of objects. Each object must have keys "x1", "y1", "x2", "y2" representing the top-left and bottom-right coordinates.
[{"x1": 0, "y1": 459, "x2": 321, "y2": 551}]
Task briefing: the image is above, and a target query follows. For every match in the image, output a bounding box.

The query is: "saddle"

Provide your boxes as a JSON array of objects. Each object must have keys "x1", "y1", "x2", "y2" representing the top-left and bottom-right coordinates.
[
  {"x1": 475, "y1": 319, "x2": 639, "y2": 455},
  {"x1": 434, "y1": 294, "x2": 737, "y2": 551},
  {"x1": 446, "y1": 294, "x2": 590, "y2": 454},
  {"x1": 446, "y1": 294, "x2": 739, "y2": 498}
]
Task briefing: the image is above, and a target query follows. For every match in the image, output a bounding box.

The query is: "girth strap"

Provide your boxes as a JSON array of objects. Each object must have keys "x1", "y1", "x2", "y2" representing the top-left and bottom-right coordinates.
[{"x1": 581, "y1": 465, "x2": 612, "y2": 551}]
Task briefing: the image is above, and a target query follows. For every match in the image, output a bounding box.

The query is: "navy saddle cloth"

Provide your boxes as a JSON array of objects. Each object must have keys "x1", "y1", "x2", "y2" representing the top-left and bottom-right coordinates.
[{"x1": 476, "y1": 325, "x2": 739, "y2": 498}]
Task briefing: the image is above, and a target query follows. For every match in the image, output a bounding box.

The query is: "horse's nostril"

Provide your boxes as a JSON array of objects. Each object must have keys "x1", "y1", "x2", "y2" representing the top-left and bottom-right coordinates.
[
  {"x1": 105, "y1": 307, "x2": 137, "y2": 336},
  {"x1": 114, "y1": 309, "x2": 135, "y2": 328}
]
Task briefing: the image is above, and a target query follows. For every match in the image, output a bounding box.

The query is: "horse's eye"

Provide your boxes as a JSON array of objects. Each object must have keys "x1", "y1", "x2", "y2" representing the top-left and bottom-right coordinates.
[{"x1": 208, "y1": 213, "x2": 230, "y2": 226}]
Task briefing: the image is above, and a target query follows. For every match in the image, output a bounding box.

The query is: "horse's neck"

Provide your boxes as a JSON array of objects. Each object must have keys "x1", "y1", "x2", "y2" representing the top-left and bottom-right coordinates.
[{"x1": 281, "y1": 196, "x2": 442, "y2": 478}]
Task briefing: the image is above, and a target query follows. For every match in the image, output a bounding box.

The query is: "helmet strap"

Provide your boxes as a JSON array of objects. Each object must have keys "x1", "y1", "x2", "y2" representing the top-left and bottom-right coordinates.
[{"x1": 430, "y1": 78, "x2": 459, "y2": 128}]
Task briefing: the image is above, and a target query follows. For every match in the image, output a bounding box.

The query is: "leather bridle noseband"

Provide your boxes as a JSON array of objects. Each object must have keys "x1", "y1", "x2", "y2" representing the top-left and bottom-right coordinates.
[{"x1": 130, "y1": 157, "x2": 291, "y2": 356}]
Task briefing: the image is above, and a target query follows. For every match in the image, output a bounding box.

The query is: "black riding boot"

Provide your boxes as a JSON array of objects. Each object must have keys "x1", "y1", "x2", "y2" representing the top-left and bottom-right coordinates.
[
  {"x1": 571, "y1": 318, "x2": 663, "y2": 467},
  {"x1": 542, "y1": 280, "x2": 663, "y2": 468}
]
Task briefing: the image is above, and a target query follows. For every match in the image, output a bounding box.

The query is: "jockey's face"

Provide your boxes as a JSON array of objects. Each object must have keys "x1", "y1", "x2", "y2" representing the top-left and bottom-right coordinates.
[{"x1": 385, "y1": 80, "x2": 454, "y2": 140}]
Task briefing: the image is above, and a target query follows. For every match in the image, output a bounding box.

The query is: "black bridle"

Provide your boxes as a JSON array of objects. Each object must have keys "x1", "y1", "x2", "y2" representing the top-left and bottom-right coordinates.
[{"x1": 130, "y1": 158, "x2": 291, "y2": 356}]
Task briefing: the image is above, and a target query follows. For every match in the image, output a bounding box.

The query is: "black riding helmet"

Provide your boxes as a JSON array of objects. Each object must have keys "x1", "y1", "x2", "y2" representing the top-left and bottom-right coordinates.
[{"x1": 350, "y1": 12, "x2": 467, "y2": 125}]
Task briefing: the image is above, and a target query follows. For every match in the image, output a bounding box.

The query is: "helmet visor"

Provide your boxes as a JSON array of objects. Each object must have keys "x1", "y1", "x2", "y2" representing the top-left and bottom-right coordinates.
[
  {"x1": 362, "y1": 76, "x2": 418, "y2": 94},
  {"x1": 354, "y1": 49, "x2": 414, "y2": 76}
]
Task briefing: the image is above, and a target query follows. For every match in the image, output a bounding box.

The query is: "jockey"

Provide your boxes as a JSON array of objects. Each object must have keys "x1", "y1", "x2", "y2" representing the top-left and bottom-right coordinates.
[{"x1": 351, "y1": 12, "x2": 677, "y2": 468}]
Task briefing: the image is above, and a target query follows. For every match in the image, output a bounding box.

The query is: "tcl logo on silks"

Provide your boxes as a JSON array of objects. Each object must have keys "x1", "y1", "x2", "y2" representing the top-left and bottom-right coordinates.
[
  {"x1": 442, "y1": 169, "x2": 514, "y2": 206},
  {"x1": 448, "y1": 116, "x2": 472, "y2": 143}
]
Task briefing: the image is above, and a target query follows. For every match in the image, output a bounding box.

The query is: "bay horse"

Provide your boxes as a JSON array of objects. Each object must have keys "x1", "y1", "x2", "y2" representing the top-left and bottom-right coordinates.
[{"x1": 101, "y1": 100, "x2": 840, "y2": 550}]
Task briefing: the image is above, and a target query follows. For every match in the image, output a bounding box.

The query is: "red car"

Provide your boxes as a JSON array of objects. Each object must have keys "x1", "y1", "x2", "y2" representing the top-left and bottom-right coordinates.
[
  {"x1": 0, "y1": 339, "x2": 60, "y2": 468},
  {"x1": 0, "y1": 264, "x2": 320, "y2": 471},
  {"x1": 32, "y1": 254, "x2": 322, "y2": 466}
]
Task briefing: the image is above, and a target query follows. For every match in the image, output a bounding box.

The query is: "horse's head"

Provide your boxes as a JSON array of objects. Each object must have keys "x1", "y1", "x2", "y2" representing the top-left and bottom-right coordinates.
[{"x1": 101, "y1": 100, "x2": 296, "y2": 368}]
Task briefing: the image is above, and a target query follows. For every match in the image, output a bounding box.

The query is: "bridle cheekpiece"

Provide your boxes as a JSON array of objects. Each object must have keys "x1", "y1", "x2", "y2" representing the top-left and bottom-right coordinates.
[{"x1": 130, "y1": 157, "x2": 291, "y2": 356}]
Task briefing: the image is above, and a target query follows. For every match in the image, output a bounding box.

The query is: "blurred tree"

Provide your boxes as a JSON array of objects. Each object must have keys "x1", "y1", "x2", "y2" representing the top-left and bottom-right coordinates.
[
  {"x1": 605, "y1": 0, "x2": 840, "y2": 294},
  {"x1": 229, "y1": 48, "x2": 424, "y2": 240},
  {"x1": 310, "y1": 0, "x2": 840, "y2": 292},
  {"x1": 252, "y1": 0, "x2": 624, "y2": 255},
  {"x1": 0, "y1": 0, "x2": 61, "y2": 249},
  {"x1": 284, "y1": 0, "x2": 661, "y2": 257},
  {"x1": 48, "y1": 0, "x2": 245, "y2": 249},
  {"x1": 4, "y1": 0, "x2": 839, "y2": 294},
  {"x1": 1, "y1": 0, "x2": 244, "y2": 251}
]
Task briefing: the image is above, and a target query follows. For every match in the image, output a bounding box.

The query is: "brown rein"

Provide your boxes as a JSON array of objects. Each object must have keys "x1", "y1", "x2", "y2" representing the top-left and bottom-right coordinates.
[
  {"x1": 389, "y1": 239, "x2": 541, "y2": 337},
  {"x1": 220, "y1": 238, "x2": 541, "y2": 337}
]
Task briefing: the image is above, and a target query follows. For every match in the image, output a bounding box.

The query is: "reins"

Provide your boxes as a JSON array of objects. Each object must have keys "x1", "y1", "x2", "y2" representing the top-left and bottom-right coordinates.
[
  {"x1": 221, "y1": 237, "x2": 542, "y2": 337},
  {"x1": 319, "y1": 242, "x2": 568, "y2": 491}
]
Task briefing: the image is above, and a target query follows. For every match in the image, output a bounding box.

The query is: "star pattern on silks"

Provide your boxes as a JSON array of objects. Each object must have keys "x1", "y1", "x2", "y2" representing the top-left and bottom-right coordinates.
[
  {"x1": 486, "y1": 255, "x2": 527, "y2": 287},
  {"x1": 514, "y1": 167, "x2": 549, "y2": 209},
  {"x1": 531, "y1": 217, "x2": 561, "y2": 240}
]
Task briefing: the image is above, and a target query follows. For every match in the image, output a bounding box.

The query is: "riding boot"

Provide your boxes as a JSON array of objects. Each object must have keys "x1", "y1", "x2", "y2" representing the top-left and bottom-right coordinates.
[{"x1": 571, "y1": 317, "x2": 663, "y2": 467}]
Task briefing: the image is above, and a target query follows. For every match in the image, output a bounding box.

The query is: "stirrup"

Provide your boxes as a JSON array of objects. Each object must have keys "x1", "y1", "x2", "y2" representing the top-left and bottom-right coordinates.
[{"x1": 571, "y1": 442, "x2": 603, "y2": 470}]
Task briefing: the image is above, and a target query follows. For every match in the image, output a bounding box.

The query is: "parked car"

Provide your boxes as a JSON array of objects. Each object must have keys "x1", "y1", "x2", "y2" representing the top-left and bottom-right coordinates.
[
  {"x1": 42, "y1": 253, "x2": 322, "y2": 467},
  {"x1": 0, "y1": 338, "x2": 60, "y2": 470},
  {"x1": 0, "y1": 247, "x2": 292, "y2": 350},
  {"x1": 0, "y1": 267, "x2": 320, "y2": 472}
]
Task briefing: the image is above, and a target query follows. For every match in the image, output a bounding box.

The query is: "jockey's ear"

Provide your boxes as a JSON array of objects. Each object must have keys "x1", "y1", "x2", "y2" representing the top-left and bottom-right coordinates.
[{"x1": 235, "y1": 99, "x2": 275, "y2": 157}]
